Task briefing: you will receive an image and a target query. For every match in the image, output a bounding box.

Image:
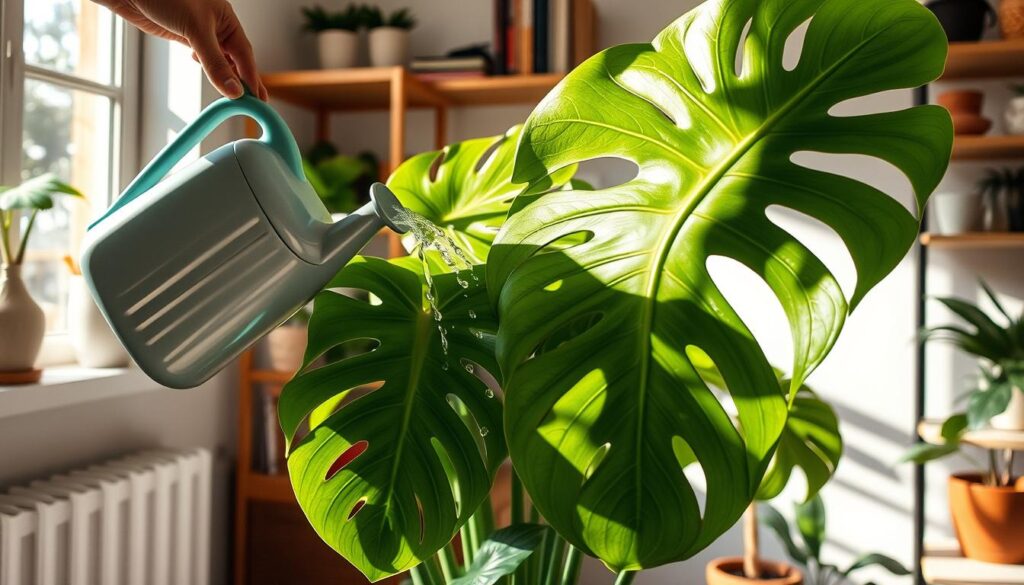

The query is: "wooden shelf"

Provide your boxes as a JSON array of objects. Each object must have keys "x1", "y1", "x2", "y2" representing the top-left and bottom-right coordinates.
[
  {"x1": 920, "y1": 232, "x2": 1024, "y2": 248},
  {"x1": 262, "y1": 66, "x2": 562, "y2": 111},
  {"x1": 250, "y1": 369, "x2": 294, "y2": 384},
  {"x1": 923, "y1": 540, "x2": 1024, "y2": 584},
  {"x1": 918, "y1": 419, "x2": 1024, "y2": 451},
  {"x1": 952, "y1": 135, "x2": 1024, "y2": 160},
  {"x1": 942, "y1": 40, "x2": 1024, "y2": 80},
  {"x1": 245, "y1": 473, "x2": 295, "y2": 504}
]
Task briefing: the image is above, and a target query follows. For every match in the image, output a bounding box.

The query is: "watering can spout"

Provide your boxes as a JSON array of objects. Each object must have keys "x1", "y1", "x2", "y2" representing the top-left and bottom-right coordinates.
[{"x1": 320, "y1": 183, "x2": 409, "y2": 266}]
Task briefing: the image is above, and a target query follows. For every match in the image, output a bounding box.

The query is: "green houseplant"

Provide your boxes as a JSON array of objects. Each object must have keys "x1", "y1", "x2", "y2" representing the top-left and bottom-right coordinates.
[
  {"x1": 303, "y1": 4, "x2": 362, "y2": 69},
  {"x1": 364, "y1": 6, "x2": 416, "y2": 67},
  {"x1": 279, "y1": 0, "x2": 952, "y2": 582},
  {"x1": 0, "y1": 173, "x2": 83, "y2": 376}
]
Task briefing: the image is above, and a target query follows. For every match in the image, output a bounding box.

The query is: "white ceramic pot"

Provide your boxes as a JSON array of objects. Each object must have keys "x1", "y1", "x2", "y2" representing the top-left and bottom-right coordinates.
[
  {"x1": 267, "y1": 325, "x2": 307, "y2": 374},
  {"x1": 991, "y1": 387, "x2": 1024, "y2": 431},
  {"x1": 1006, "y1": 96, "x2": 1024, "y2": 136},
  {"x1": 68, "y1": 275, "x2": 129, "y2": 368},
  {"x1": 0, "y1": 265, "x2": 45, "y2": 372},
  {"x1": 317, "y1": 30, "x2": 359, "y2": 69},
  {"x1": 930, "y1": 192, "x2": 983, "y2": 234},
  {"x1": 368, "y1": 27, "x2": 410, "y2": 67}
]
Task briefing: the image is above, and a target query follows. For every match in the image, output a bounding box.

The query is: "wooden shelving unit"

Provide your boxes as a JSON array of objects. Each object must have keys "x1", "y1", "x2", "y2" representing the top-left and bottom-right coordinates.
[
  {"x1": 942, "y1": 40, "x2": 1024, "y2": 80},
  {"x1": 923, "y1": 540, "x2": 1024, "y2": 585},
  {"x1": 920, "y1": 232, "x2": 1024, "y2": 248},
  {"x1": 918, "y1": 420, "x2": 1024, "y2": 451},
  {"x1": 952, "y1": 135, "x2": 1024, "y2": 160}
]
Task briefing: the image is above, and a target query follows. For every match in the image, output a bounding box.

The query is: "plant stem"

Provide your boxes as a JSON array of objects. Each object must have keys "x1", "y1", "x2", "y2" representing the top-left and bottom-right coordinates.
[
  {"x1": 422, "y1": 555, "x2": 446, "y2": 585},
  {"x1": 614, "y1": 571, "x2": 636, "y2": 585},
  {"x1": 543, "y1": 532, "x2": 567, "y2": 585},
  {"x1": 0, "y1": 211, "x2": 13, "y2": 265},
  {"x1": 459, "y1": 523, "x2": 475, "y2": 567},
  {"x1": 743, "y1": 503, "x2": 761, "y2": 578},
  {"x1": 14, "y1": 210, "x2": 37, "y2": 265},
  {"x1": 1003, "y1": 448, "x2": 1014, "y2": 487},
  {"x1": 989, "y1": 449, "x2": 999, "y2": 486},
  {"x1": 438, "y1": 545, "x2": 460, "y2": 581},
  {"x1": 409, "y1": 564, "x2": 431, "y2": 585},
  {"x1": 560, "y1": 545, "x2": 583, "y2": 585},
  {"x1": 511, "y1": 471, "x2": 526, "y2": 585}
]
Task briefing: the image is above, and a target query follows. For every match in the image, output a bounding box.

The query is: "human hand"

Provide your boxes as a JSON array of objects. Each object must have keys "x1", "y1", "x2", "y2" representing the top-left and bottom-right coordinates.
[{"x1": 96, "y1": 0, "x2": 268, "y2": 101}]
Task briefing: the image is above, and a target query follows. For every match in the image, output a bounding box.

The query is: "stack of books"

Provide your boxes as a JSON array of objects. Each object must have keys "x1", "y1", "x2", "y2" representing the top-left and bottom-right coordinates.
[
  {"x1": 492, "y1": 0, "x2": 596, "y2": 75},
  {"x1": 410, "y1": 55, "x2": 489, "y2": 80}
]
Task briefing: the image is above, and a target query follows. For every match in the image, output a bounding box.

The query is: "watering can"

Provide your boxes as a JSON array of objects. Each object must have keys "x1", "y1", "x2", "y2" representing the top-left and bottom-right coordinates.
[{"x1": 81, "y1": 93, "x2": 408, "y2": 389}]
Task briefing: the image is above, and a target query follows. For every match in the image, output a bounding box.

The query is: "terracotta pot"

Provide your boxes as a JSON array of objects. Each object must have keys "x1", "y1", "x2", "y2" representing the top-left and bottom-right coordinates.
[
  {"x1": 706, "y1": 557, "x2": 803, "y2": 585},
  {"x1": 938, "y1": 91, "x2": 992, "y2": 135},
  {"x1": 266, "y1": 325, "x2": 308, "y2": 374},
  {"x1": 948, "y1": 473, "x2": 1024, "y2": 564},
  {"x1": 1001, "y1": 0, "x2": 1024, "y2": 39},
  {"x1": 0, "y1": 265, "x2": 45, "y2": 373}
]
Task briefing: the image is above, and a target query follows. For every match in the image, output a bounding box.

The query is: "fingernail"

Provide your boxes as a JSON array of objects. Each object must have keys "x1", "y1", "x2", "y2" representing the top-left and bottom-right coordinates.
[{"x1": 224, "y1": 78, "x2": 242, "y2": 97}]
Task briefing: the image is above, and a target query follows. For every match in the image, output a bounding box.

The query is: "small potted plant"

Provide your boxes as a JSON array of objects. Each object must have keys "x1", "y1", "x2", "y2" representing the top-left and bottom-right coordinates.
[
  {"x1": 266, "y1": 307, "x2": 310, "y2": 375},
  {"x1": 978, "y1": 167, "x2": 1020, "y2": 231},
  {"x1": 903, "y1": 414, "x2": 1024, "y2": 564},
  {"x1": 0, "y1": 174, "x2": 83, "y2": 382},
  {"x1": 922, "y1": 280, "x2": 1024, "y2": 430},
  {"x1": 303, "y1": 4, "x2": 362, "y2": 69},
  {"x1": 1008, "y1": 85, "x2": 1024, "y2": 135},
  {"x1": 363, "y1": 6, "x2": 415, "y2": 67}
]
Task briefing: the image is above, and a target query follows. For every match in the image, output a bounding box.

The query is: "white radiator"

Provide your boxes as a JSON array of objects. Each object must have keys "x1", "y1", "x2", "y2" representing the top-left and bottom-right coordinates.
[{"x1": 0, "y1": 448, "x2": 212, "y2": 585}]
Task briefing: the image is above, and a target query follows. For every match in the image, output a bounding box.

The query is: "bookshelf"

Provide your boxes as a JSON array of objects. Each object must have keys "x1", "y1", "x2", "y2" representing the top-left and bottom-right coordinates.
[
  {"x1": 951, "y1": 135, "x2": 1024, "y2": 160},
  {"x1": 919, "y1": 232, "x2": 1024, "y2": 248},
  {"x1": 942, "y1": 40, "x2": 1024, "y2": 80}
]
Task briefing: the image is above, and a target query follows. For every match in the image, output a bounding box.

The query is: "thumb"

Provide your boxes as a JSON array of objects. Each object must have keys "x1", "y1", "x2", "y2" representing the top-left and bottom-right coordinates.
[{"x1": 190, "y1": 28, "x2": 242, "y2": 98}]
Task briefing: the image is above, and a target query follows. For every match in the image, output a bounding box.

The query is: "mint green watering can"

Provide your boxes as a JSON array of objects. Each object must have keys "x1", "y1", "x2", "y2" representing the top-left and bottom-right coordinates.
[{"x1": 81, "y1": 93, "x2": 408, "y2": 389}]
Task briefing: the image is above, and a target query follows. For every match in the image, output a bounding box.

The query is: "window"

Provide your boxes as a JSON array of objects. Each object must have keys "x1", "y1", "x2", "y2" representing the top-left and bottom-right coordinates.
[{"x1": 0, "y1": 0, "x2": 138, "y2": 358}]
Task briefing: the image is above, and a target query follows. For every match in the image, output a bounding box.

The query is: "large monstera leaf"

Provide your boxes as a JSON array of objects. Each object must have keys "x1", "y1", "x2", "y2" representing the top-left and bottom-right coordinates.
[
  {"x1": 386, "y1": 126, "x2": 576, "y2": 264},
  {"x1": 279, "y1": 256, "x2": 505, "y2": 581},
  {"x1": 488, "y1": 0, "x2": 950, "y2": 572}
]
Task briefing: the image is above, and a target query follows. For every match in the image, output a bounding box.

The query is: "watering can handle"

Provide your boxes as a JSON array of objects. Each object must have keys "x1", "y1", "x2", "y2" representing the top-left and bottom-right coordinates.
[{"x1": 89, "y1": 91, "x2": 303, "y2": 229}]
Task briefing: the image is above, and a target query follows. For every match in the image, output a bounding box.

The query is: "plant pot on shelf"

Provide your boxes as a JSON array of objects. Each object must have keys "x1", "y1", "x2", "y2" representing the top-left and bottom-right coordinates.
[
  {"x1": 368, "y1": 27, "x2": 410, "y2": 67},
  {"x1": 1007, "y1": 96, "x2": 1024, "y2": 135},
  {"x1": 1001, "y1": 0, "x2": 1024, "y2": 38},
  {"x1": 925, "y1": 0, "x2": 997, "y2": 41},
  {"x1": 706, "y1": 557, "x2": 803, "y2": 585},
  {"x1": 983, "y1": 189, "x2": 1011, "y2": 231},
  {"x1": 0, "y1": 265, "x2": 44, "y2": 383},
  {"x1": 930, "y1": 192, "x2": 984, "y2": 234},
  {"x1": 949, "y1": 473, "x2": 1024, "y2": 564},
  {"x1": 317, "y1": 29, "x2": 359, "y2": 69},
  {"x1": 938, "y1": 90, "x2": 992, "y2": 136},
  {"x1": 266, "y1": 324, "x2": 308, "y2": 375},
  {"x1": 991, "y1": 387, "x2": 1024, "y2": 430},
  {"x1": 68, "y1": 275, "x2": 129, "y2": 368}
]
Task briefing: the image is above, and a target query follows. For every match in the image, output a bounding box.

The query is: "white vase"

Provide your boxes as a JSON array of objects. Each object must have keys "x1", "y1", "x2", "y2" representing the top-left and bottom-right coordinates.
[
  {"x1": 68, "y1": 276, "x2": 129, "y2": 368},
  {"x1": 929, "y1": 192, "x2": 983, "y2": 234},
  {"x1": 317, "y1": 30, "x2": 359, "y2": 69},
  {"x1": 368, "y1": 27, "x2": 410, "y2": 67},
  {"x1": 266, "y1": 325, "x2": 307, "y2": 374},
  {"x1": 991, "y1": 387, "x2": 1024, "y2": 431},
  {"x1": 0, "y1": 265, "x2": 45, "y2": 372},
  {"x1": 1006, "y1": 96, "x2": 1024, "y2": 135}
]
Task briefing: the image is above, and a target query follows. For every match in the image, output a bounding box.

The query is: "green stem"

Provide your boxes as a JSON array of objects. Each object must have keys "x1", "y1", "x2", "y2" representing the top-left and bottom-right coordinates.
[
  {"x1": 409, "y1": 565, "x2": 430, "y2": 585},
  {"x1": 614, "y1": 571, "x2": 636, "y2": 585},
  {"x1": 511, "y1": 471, "x2": 525, "y2": 585},
  {"x1": 543, "y1": 533, "x2": 566, "y2": 585},
  {"x1": 438, "y1": 545, "x2": 460, "y2": 582},
  {"x1": 533, "y1": 531, "x2": 551, "y2": 585},
  {"x1": 459, "y1": 523, "x2": 475, "y2": 567},
  {"x1": 560, "y1": 546, "x2": 583, "y2": 585},
  {"x1": 423, "y1": 556, "x2": 446, "y2": 585},
  {"x1": 14, "y1": 210, "x2": 37, "y2": 265},
  {"x1": 0, "y1": 211, "x2": 13, "y2": 265}
]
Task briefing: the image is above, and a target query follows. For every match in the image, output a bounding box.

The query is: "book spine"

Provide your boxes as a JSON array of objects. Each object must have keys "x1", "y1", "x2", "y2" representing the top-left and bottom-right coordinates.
[
  {"x1": 494, "y1": 0, "x2": 509, "y2": 75},
  {"x1": 533, "y1": 0, "x2": 549, "y2": 73}
]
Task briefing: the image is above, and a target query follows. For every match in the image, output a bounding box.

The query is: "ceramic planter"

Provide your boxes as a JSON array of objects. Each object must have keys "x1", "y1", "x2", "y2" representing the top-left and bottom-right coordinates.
[
  {"x1": 930, "y1": 192, "x2": 984, "y2": 234},
  {"x1": 949, "y1": 473, "x2": 1024, "y2": 564},
  {"x1": 317, "y1": 30, "x2": 359, "y2": 69},
  {"x1": 1006, "y1": 96, "x2": 1024, "y2": 135},
  {"x1": 267, "y1": 325, "x2": 308, "y2": 374},
  {"x1": 925, "y1": 0, "x2": 996, "y2": 41},
  {"x1": 991, "y1": 387, "x2": 1024, "y2": 430},
  {"x1": 1001, "y1": 0, "x2": 1024, "y2": 38},
  {"x1": 368, "y1": 27, "x2": 410, "y2": 67},
  {"x1": 0, "y1": 265, "x2": 45, "y2": 374},
  {"x1": 706, "y1": 558, "x2": 803, "y2": 585},
  {"x1": 68, "y1": 275, "x2": 129, "y2": 368},
  {"x1": 938, "y1": 90, "x2": 992, "y2": 136}
]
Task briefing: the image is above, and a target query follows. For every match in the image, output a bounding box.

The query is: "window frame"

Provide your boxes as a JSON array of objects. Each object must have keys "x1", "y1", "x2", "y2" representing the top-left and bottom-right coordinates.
[{"x1": 0, "y1": 0, "x2": 140, "y2": 364}]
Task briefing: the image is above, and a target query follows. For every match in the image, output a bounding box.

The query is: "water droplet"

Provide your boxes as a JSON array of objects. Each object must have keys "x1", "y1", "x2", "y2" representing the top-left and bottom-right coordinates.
[
  {"x1": 484, "y1": 389, "x2": 494, "y2": 398},
  {"x1": 479, "y1": 427, "x2": 489, "y2": 437},
  {"x1": 458, "y1": 280, "x2": 470, "y2": 289},
  {"x1": 472, "y1": 330, "x2": 484, "y2": 339},
  {"x1": 442, "y1": 362, "x2": 449, "y2": 371},
  {"x1": 468, "y1": 310, "x2": 476, "y2": 319},
  {"x1": 463, "y1": 362, "x2": 474, "y2": 374}
]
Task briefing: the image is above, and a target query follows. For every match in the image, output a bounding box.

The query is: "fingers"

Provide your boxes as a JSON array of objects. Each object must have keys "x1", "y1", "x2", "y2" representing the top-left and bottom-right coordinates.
[
  {"x1": 222, "y1": 26, "x2": 267, "y2": 101},
  {"x1": 189, "y1": 26, "x2": 243, "y2": 99}
]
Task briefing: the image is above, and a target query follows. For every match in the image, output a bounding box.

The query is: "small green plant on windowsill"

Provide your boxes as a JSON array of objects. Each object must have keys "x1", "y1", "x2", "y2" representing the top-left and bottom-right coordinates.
[{"x1": 0, "y1": 173, "x2": 83, "y2": 267}]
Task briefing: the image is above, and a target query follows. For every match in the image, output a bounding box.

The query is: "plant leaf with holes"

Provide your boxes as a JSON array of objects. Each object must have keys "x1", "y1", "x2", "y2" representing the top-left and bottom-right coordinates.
[
  {"x1": 386, "y1": 126, "x2": 577, "y2": 264},
  {"x1": 279, "y1": 256, "x2": 505, "y2": 581},
  {"x1": 757, "y1": 387, "x2": 842, "y2": 502},
  {"x1": 487, "y1": 0, "x2": 950, "y2": 571},
  {"x1": 449, "y1": 524, "x2": 550, "y2": 585}
]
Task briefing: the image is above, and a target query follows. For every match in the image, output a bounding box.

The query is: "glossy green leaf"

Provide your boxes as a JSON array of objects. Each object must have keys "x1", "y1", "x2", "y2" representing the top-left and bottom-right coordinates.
[
  {"x1": 795, "y1": 495, "x2": 825, "y2": 561},
  {"x1": 761, "y1": 504, "x2": 808, "y2": 565},
  {"x1": 449, "y1": 524, "x2": 550, "y2": 585},
  {"x1": 279, "y1": 257, "x2": 505, "y2": 581},
  {"x1": 757, "y1": 388, "x2": 842, "y2": 502},
  {"x1": 0, "y1": 173, "x2": 83, "y2": 210},
  {"x1": 843, "y1": 552, "x2": 910, "y2": 577},
  {"x1": 898, "y1": 442, "x2": 960, "y2": 465},
  {"x1": 386, "y1": 126, "x2": 576, "y2": 264},
  {"x1": 489, "y1": 0, "x2": 949, "y2": 570},
  {"x1": 967, "y1": 379, "x2": 1013, "y2": 430}
]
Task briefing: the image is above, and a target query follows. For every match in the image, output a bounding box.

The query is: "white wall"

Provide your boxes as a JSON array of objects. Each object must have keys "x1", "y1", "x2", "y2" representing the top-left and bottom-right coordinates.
[{"x1": 221, "y1": 1, "x2": 1024, "y2": 584}]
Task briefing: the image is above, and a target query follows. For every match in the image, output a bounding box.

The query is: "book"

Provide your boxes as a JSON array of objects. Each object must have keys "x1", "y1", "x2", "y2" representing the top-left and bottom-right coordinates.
[
  {"x1": 411, "y1": 56, "x2": 489, "y2": 72},
  {"x1": 494, "y1": 0, "x2": 509, "y2": 75},
  {"x1": 551, "y1": 0, "x2": 570, "y2": 73},
  {"x1": 414, "y1": 71, "x2": 487, "y2": 82},
  {"x1": 571, "y1": 0, "x2": 596, "y2": 67},
  {"x1": 533, "y1": 0, "x2": 549, "y2": 73}
]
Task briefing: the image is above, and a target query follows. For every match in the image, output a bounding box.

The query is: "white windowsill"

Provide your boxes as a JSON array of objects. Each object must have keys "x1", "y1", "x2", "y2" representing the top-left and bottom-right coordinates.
[{"x1": 0, "y1": 366, "x2": 164, "y2": 421}]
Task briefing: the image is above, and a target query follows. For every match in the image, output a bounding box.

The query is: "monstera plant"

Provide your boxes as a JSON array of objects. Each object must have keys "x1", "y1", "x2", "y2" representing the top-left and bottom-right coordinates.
[{"x1": 278, "y1": 0, "x2": 952, "y2": 582}]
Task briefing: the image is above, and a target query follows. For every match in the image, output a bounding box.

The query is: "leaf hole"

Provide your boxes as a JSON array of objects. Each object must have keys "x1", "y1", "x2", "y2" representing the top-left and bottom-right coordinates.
[
  {"x1": 572, "y1": 157, "x2": 639, "y2": 190},
  {"x1": 430, "y1": 437, "x2": 461, "y2": 518},
  {"x1": 790, "y1": 151, "x2": 915, "y2": 216},
  {"x1": 734, "y1": 18, "x2": 753, "y2": 77},
  {"x1": 536, "y1": 230, "x2": 595, "y2": 256},
  {"x1": 445, "y1": 393, "x2": 488, "y2": 460},
  {"x1": 326, "y1": 287, "x2": 383, "y2": 306},
  {"x1": 474, "y1": 134, "x2": 507, "y2": 173},
  {"x1": 827, "y1": 89, "x2": 912, "y2": 117},
  {"x1": 765, "y1": 205, "x2": 857, "y2": 302},
  {"x1": 533, "y1": 312, "x2": 604, "y2": 356},
  {"x1": 584, "y1": 442, "x2": 611, "y2": 481},
  {"x1": 428, "y1": 150, "x2": 445, "y2": 182},
  {"x1": 347, "y1": 497, "x2": 367, "y2": 520},
  {"x1": 415, "y1": 493, "x2": 426, "y2": 544},
  {"x1": 325, "y1": 440, "x2": 368, "y2": 481},
  {"x1": 675, "y1": 436, "x2": 708, "y2": 518},
  {"x1": 782, "y1": 17, "x2": 813, "y2": 72}
]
